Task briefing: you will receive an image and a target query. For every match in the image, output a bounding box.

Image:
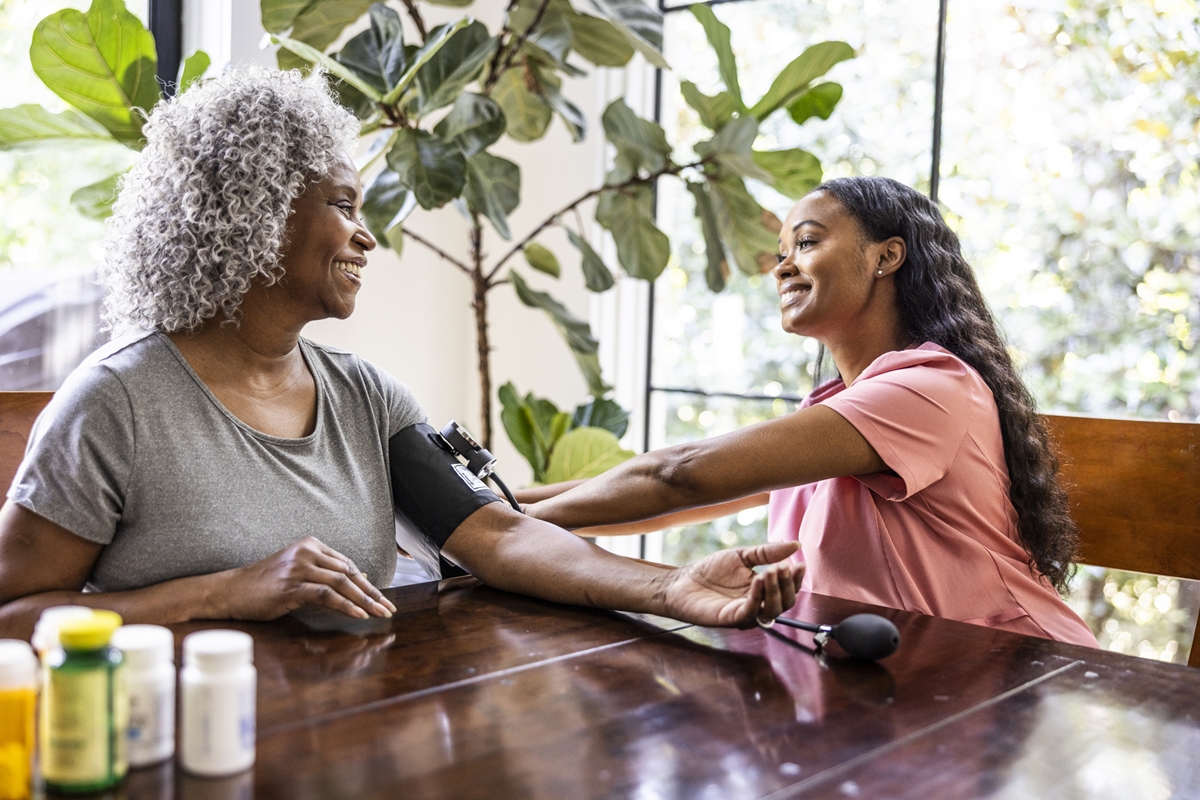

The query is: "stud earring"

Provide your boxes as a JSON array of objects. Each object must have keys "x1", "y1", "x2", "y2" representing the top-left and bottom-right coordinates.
[{"x1": 876, "y1": 269, "x2": 884, "y2": 276}]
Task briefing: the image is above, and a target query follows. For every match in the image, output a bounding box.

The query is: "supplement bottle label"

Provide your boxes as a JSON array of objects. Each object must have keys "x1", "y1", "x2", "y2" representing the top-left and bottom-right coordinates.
[{"x1": 42, "y1": 670, "x2": 109, "y2": 784}]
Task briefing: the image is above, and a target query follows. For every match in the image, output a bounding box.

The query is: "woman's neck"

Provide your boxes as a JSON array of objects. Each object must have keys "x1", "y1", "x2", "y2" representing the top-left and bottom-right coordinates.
[{"x1": 824, "y1": 311, "x2": 910, "y2": 386}]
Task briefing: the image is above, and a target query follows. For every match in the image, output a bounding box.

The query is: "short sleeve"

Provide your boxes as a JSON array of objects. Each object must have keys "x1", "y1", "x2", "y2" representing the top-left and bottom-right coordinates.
[
  {"x1": 355, "y1": 358, "x2": 427, "y2": 436},
  {"x1": 821, "y1": 353, "x2": 974, "y2": 501},
  {"x1": 7, "y1": 366, "x2": 136, "y2": 544}
]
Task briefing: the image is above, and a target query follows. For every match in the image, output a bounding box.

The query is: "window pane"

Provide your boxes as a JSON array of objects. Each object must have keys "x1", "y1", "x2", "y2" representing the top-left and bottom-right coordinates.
[{"x1": 940, "y1": 0, "x2": 1200, "y2": 421}]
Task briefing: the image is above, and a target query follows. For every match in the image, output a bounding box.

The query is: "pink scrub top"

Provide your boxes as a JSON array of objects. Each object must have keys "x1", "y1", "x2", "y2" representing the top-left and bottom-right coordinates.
[{"x1": 768, "y1": 344, "x2": 1098, "y2": 647}]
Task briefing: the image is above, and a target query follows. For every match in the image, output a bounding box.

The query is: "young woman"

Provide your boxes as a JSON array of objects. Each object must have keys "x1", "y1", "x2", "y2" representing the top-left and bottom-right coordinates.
[{"x1": 525, "y1": 177, "x2": 1098, "y2": 647}]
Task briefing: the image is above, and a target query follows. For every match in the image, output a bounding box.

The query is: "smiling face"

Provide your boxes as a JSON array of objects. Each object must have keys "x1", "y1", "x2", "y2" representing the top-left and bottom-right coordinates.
[
  {"x1": 274, "y1": 152, "x2": 377, "y2": 323},
  {"x1": 774, "y1": 191, "x2": 904, "y2": 344}
]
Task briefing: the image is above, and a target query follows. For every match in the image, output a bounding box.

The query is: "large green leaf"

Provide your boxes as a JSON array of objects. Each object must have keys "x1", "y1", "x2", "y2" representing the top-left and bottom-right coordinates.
[
  {"x1": 492, "y1": 66, "x2": 552, "y2": 142},
  {"x1": 70, "y1": 170, "x2": 123, "y2": 220},
  {"x1": 287, "y1": 0, "x2": 376, "y2": 52},
  {"x1": 689, "y1": 4, "x2": 742, "y2": 109},
  {"x1": 787, "y1": 82, "x2": 844, "y2": 125},
  {"x1": 498, "y1": 383, "x2": 548, "y2": 479},
  {"x1": 566, "y1": 13, "x2": 633, "y2": 67},
  {"x1": 333, "y1": 3, "x2": 407, "y2": 96},
  {"x1": 524, "y1": 243, "x2": 561, "y2": 278},
  {"x1": 381, "y1": 17, "x2": 471, "y2": 108},
  {"x1": 30, "y1": 0, "x2": 160, "y2": 146},
  {"x1": 543, "y1": 427, "x2": 635, "y2": 483},
  {"x1": 177, "y1": 50, "x2": 210, "y2": 93},
  {"x1": 510, "y1": 271, "x2": 611, "y2": 397},
  {"x1": 566, "y1": 228, "x2": 614, "y2": 292},
  {"x1": 386, "y1": 129, "x2": 466, "y2": 209},
  {"x1": 463, "y1": 151, "x2": 520, "y2": 240},
  {"x1": 0, "y1": 104, "x2": 111, "y2": 148},
  {"x1": 362, "y1": 168, "x2": 415, "y2": 250},
  {"x1": 749, "y1": 41, "x2": 854, "y2": 121},
  {"x1": 709, "y1": 175, "x2": 781, "y2": 276},
  {"x1": 510, "y1": 0, "x2": 574, "y2": 67},
  {"x1": 414, "y1": 20, "x2": 494, "y2": 113},
  {"x1": 751, "y1": 149, "x2": 822, "y2": 199},
  {"x1": 261, "y1": 0, "x2": 310, "y2": 33},
  {"x1": 678, "y1": 81, "x2": 739, "y2": 131},
  {"x1": 272, "y1": 35, "x2": 382, "y2": 101},
  {"x1": 601, "y1": 98, "x2": 670, "y2": 183},
  {"x1": 433, "y1": 92, "x2": 505, "y2": 157},
  {"x1": 596, "y1": 186, "x2": 670, "y2": 281},
  {"x1": 686, "y1": 181, "x2": 729, "y2": 292},
  {"x1": 585, "y1": 0, "x2": 666, "y2": 69},
  {"x1": 535, "y1": 66, "x2": 585, "y2": 143},
  {"x1": 696, "y1": 116, "x2": 772, "y2": 183},
  {"x1": 572, "y1": 396, "x2": 629, "y2": 438}
]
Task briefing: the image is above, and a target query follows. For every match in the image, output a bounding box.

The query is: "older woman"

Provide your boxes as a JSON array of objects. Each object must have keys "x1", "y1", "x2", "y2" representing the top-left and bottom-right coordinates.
[
  {"x1": 526, "y1": 177, "x2": 1099, "y2": 647},
  {"x1": 0, "y1": 68, "x2": 802, "y2": 639}
]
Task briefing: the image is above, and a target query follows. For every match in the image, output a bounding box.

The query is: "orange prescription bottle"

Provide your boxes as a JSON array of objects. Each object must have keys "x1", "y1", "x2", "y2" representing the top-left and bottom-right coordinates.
[{"x1": 0, "y1": 640, "x2": 37, "y2": 800}]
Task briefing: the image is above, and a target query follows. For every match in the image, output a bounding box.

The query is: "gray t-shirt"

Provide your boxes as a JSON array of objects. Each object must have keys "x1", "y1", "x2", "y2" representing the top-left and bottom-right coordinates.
[{"x1": 8, "y1": 331, "x2": 424, "y2": 590}]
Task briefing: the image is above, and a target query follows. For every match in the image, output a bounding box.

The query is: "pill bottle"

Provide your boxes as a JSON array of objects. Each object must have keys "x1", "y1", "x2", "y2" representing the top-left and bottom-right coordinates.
[
  {"x1": 111, "y1": 625, "x2": 175, "y2": 768},
  {"x1": 40, "y1": 610, "x2": 129, "y2": 793},
  {"x1": 180, "y1": 631, "x2": 255, "y2": 776},
  {"x1": 0, "y1": 640, "x2": 37, "y2": 800},
  {"x1": 31, "y1": 606, "x2": 94, "y2": 658}
]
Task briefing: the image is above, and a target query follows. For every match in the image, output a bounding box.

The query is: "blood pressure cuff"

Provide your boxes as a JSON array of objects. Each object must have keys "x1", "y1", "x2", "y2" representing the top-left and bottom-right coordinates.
[{"x1": 388, "y1": 422, "x2": 502, "y2": 549}]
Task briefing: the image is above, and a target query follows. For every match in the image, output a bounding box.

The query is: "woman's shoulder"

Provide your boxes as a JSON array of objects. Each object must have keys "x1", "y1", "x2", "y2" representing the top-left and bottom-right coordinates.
[
  {"x1": 298, "y1": 339, "x2": 426, "y2": 432},
  {"x1": 852, "y1": 343, "x2": 984, "y2": 392}
]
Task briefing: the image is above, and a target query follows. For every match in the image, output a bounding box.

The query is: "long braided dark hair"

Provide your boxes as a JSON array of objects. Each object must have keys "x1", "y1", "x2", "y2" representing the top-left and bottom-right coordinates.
[{"x1": 816, "y1": 176, "x2": 1078, "y2": 592}]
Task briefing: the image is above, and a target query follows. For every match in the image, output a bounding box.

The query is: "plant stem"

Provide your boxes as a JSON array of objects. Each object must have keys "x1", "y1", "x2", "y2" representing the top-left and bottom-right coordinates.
[
  {"x1": 399, "y1": 0, "x2": 427, "y2": 42},
  {"x1": 469, "y1": 215, "x2": 494, "y2": 449},
  {"x1": 399, "y1": 227, "x2": 473, "y2": 275},
  {"x1": 483, "y1": 0, "x2": 552, "y2": 94}
]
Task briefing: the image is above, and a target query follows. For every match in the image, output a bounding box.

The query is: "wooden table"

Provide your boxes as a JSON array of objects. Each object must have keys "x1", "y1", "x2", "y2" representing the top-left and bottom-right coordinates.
[{"x1": 94, "y1": 577, "x2": 1200, "y2": 800}]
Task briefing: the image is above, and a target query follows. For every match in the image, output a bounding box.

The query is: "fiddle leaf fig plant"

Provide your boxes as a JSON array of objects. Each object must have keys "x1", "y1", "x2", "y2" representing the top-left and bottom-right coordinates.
[{"x1": 0, "y1": 0, "x2": 211, "y2": 219}]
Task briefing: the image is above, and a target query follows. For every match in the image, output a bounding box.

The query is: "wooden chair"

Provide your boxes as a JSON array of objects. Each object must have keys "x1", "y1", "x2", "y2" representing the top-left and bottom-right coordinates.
[
  {"x1": 1044, "y1": 414, "x2": 1200, "y2": 667},
  {"x1": 0, "y1": 392, "x2": 52, "y2": 497}
]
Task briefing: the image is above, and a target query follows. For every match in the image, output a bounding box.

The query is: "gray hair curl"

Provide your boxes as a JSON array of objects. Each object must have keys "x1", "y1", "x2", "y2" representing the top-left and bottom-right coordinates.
[{"x1": 100, "y1": 66, "x2": 359, "y2": 333}]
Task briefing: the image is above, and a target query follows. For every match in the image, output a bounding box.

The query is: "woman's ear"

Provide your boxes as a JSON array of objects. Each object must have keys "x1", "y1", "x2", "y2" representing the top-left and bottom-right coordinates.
[{"x1": 874, "y1": 236, "x2": 906, "y2": 277}]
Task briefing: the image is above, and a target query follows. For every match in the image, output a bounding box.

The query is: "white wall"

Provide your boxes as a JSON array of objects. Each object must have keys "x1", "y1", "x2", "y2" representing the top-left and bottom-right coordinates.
[{"x1": 183, "y1": 1, "x2": 654, "y2": 486}]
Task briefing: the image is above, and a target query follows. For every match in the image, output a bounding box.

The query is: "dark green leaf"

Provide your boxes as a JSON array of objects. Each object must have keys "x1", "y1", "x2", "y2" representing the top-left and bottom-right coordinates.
[
  {"x1": 492, "y1": 66, "x2": 552, "y2": 142},
  {"x1": 30, "y1": 0, "x2": 160, "y2": 146},
  {"x1": 0, "y1": 104, "x2": 111, "y2": 148},
  {"x1": 751, "y1": 149, "x2": 822, "y2": 199},
  {"x1": 414, "y1": 20, "x2": 495, "y2": 113},
  {"x1": 787, "y1": 81, "x2": 843, "y2": 124},
  {"x1": 524, "y1": 243, "x2": 561, "y2": 278},
  {"x1": 543, "y1": 428, "x2": 634, "y2": 483},
  {"x1": 601, "y1": 98, "x2": 670, "y2": 182},
  {"x1": 585, "y1": 0, "x2": 666, "y2": 69},
  {"x1": 287, "y1": 0, "x2": 376, "y2": 53},
  {"x1": 386, "y1": 128, "x2": 466, "y2": 209},
  {"x1": 566, "y1": 13, "x2": 633, "y2": 67},
  {"x1": 463, "y1": 151, "x2": 520, "y2": 240},
  {"x1": 499, "y1": 382, "x2": 545, "y2": 478},
  {"x1": 272, "y1": 35, "x2": 383, "y2": 100},
  {"x1": 333, "y1": 3, "x2": 406, "y2": 95},
  {"x1": 572, "y1": 396, "x2": 629, "y2": 437},
  {"x1": 380, "y1": 17, "x2": 471, "y2": 107},
  {"x1": 70, "y1": 170, "x2": 123, "y2": 220},
  {"x1": 510, "y1": 272, "x2": 612, "y2": 396},
  {"x1": 260, "y1": 0, "x2": 310, "y2": 33},
  {"x1": 566, "y1": 228, "x2": 614, "y2": 292},
  {"x1": 749, "y1": 41, "x2": 854, "y2": 121},
  {"x1": 689, "y1": 4, "x2": 742, "y2": 109},
  {"x1": 678, "y1": 81, "x2": 739, "y2": 131},
  {"x1": 362, "y1": 168, "x2": 415, "y2": 250},
  {"x1": 686, "y1": 181, "x2": 729, "y2": 292},
  {"x1": 596, "y1": 186, "x2": 670, "y2": 281},
  {"x1": 510, "y1": 0, "x2": 574, "y2": 67},
  {"x1": 177, "y1": 50, "x2": 210, "y2": 93},
  {"x1": 433, "y1": 92, "x2": 505, "y2": 157},
  {"x1": 709, "y1": 174, "x2": 781, "y2": 276},
  {"x1": 535, "y1": 65, "x2": 585, "y2": 143},
  {"x1": 696, "y1": 115, "x2": 772, "y2": 183}
]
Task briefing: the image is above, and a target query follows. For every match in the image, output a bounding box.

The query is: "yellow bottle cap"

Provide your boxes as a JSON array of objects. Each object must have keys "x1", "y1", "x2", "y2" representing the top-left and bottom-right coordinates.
[{"x1": 58, "y1": 610, "x2": 123, "y2": 650}]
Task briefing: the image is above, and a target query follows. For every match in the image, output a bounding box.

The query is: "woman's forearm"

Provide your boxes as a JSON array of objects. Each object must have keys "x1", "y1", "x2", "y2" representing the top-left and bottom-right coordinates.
[
  {"x1": 571, "y1": 493, "x2": 770, "y2": 538},
  {"x1": 0, "y1": 570, "x2": 232, "y2": 641}
]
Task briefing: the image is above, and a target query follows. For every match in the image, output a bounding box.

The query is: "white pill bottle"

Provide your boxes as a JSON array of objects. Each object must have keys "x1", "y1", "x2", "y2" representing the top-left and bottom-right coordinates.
[
  {"x1": 111, "y1": 624, "x2": 176, "y2": 767},
  {"x1": 180, "y1": 630, "x2": 256, "y2": 776}
]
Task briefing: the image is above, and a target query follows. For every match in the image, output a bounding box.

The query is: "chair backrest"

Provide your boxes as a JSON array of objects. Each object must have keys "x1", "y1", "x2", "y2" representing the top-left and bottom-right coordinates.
[
  {"x1": 0, "y1": 392, "x2": 52, "y2": 497},
  {"x1": 1043, "y1": 414, "x2": 1200, "y2": 667}
]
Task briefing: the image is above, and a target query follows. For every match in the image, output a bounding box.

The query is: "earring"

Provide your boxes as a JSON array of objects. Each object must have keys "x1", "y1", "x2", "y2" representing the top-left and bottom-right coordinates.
[{"x1": 876, "y1": 269, "x2": 884, "y2": 276}]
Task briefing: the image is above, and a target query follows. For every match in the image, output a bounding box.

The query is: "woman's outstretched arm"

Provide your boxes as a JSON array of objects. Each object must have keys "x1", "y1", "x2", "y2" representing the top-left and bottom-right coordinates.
[{"x1": 527, "y1": 405, "x2": 885, "y2": 531}]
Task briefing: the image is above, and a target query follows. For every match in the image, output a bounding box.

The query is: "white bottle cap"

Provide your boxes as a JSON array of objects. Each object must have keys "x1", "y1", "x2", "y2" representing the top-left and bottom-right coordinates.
[
  {"x1": 112, "y1": 624, "x2": 175, "y2": 669},
  {"x1": 31, "y1": 606, "x2": 95, "y2": 654},
  {"x1": 183, "y1": 630, "x2": 253, "y2": 671},
  {"x1": 0, "y1": 640, "x2": 37, "y2": 689}
]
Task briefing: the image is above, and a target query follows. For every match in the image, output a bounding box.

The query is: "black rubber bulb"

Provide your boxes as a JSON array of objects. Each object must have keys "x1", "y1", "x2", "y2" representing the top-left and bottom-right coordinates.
[{"x1": 830, "y1": 614, "x2": 901, "y2": 660}]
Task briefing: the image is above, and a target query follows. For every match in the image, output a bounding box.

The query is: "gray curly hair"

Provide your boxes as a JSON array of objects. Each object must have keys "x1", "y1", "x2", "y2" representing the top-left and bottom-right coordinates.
[{"x1": 100, "y1": 66, "x2": 359, "y2": 333}]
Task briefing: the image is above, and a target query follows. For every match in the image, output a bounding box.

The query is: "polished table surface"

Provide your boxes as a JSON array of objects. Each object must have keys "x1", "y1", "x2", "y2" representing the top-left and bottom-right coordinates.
[{"x1": 77, "y1": 577, "x2": 1200, "y2": 800}]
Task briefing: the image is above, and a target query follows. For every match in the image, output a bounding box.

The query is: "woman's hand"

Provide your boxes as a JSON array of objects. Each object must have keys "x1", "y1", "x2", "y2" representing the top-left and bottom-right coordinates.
[
  {"x1": 220, "y1": 536, "x2": 397, "y2": 621},
  {"x1": 658, "y1": 541, "x2": 804, "y2": 628}
]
